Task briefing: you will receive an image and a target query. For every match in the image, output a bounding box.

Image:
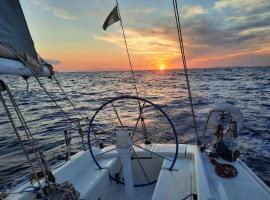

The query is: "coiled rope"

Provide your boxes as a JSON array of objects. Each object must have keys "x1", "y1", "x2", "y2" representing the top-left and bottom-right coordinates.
[
  {"x1": 41, "y1": 182, "x2": 80, "y2": 200},
  {"x1": 1, "y1": 182, "x2": 80, "y2": 200},
  {"x1": 172, "y1": 0, "x2": 200, "y2": 145}
]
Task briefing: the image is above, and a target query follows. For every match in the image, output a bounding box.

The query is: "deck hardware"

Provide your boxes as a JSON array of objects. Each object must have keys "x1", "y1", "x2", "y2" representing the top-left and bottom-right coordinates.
[
  {"x1": 116, "y1": 130, "x2": 135, "y2": 199},
  {"x1": 210, "y1": 158, "x2": 238, "y2": 178}
]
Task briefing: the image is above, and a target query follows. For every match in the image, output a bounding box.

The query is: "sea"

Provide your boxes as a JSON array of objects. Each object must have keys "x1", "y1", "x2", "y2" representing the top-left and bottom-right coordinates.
[{"x1": 0, "y1": 66, "x2": 269, "y2": 191}]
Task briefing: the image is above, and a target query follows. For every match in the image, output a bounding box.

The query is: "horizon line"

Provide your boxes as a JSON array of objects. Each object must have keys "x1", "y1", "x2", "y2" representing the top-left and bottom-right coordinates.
[{"x1": 54, "y1": 65, "x2": 270, "y2": 73}]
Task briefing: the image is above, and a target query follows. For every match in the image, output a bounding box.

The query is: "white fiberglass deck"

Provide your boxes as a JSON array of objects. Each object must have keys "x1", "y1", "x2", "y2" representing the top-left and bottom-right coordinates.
[{"x1": 6, "y1": 144, "x2": 270, "y2": 200}]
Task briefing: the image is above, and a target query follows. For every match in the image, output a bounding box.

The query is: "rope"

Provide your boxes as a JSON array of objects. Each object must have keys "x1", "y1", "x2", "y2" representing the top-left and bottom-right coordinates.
[
  {"x1": 172, "y1": 0, "x2": 200, "y2": 145},
  {"x1": 35, "y1": 77, "x2": 82, "y2": 130},
  {"x1": 41, "y1": 182, "x2": 80, "y2": 200},
  {"x1": 36, "y1": 55, "x2": 98, "y2": 146},
  {"x1": 210, "y1": 158, "x2": 238, "y2": 178},
  {"x1": 0, "y1": 42, "x2": 95, "y2": 190},
  {"x1": 0, "y1": 186, "x2": 40, "y2": 197},
  {"x1": 51, "y1": 73, "x2": 88, "y2": 120},
  {"x1": 0, "y1": 41, "x2": 83, "y2": 131},
  {"x1": 0, "y1": 88, "x2": 42, "y2": 189},
  {"x1": 2, "y1": 182, "x2": 80, "y2": 200},
  {"x1": 36, "y1": 55, "x2": 101, "y2": 148},
  {"x1": 3, "y1": 82, "x2": 52, "y2": 185},
  {"x1": 37, "y1": 53, "x2": 88, "y2": 121}
]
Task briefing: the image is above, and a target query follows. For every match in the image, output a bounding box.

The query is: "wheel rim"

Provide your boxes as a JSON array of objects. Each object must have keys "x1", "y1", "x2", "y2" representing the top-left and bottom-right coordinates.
[{"x1": 87, "y1": 95, "x2": 179, "y2": 187}]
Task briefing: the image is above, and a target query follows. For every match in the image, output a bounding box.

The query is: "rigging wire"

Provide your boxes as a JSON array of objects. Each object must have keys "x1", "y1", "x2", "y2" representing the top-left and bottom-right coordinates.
[
  {"x1": 1, "y1": 43, "x2": 98, "y2": 183},
  {"x1": 51, "y1": 73, "x2": 87, "y2": 120},
  {"x1": 116, "y1": 0, "x2": 139, "y2": 99},
  {"x1": 0, "y1": 85, "x2": 43, "y2": 189},
  {"x1": 3, "y1": 82, "x2": 52, "y2": 184},
  {"x1": 34, "y1": 77, "x2": 82, "y2": 129},
  {"x1": 116, "y1": 0, "x2": 150, "y2": 143},
  {"x1": 37, "y1": 54, "x2": 88, "y2": 121},
  {"x1": 36, "y1": 56, "x2": 98, "y2": 150},
  {"x1": 0, "y1": 42, "x2": 89, "y2": 193},
  {"x1": 172, "y1": 0, "x2": 200, "y2": 145},
  {"x1": 0, "y1": 41, "x2": 84, "y2": 131}
]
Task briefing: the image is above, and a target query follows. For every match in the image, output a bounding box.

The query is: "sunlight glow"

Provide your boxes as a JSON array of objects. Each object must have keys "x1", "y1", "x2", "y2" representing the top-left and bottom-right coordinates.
[{"x1": 159, "y1": 64, "x2": 166, "y2": 70}]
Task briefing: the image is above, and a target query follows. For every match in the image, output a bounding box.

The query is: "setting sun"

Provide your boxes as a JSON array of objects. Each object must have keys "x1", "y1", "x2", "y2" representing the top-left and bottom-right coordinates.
[{"x1": 159, "y1": 64, "x2": 166, "y2": 70}]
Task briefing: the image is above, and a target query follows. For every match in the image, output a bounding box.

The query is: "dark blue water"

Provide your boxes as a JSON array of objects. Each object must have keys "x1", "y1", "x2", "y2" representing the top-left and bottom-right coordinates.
[{"x1": 0, "y1": 66, "x2": 269, "y2": 190}]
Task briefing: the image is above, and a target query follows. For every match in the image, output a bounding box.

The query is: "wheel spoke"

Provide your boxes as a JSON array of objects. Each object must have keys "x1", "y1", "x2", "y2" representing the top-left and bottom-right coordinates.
[
  {"x1": 139, "y1": 113, "x2": 150, "y2": 143},
  {"x1": 88, "y1": 96, "x2": 179, "y2": 187},
  {"x1": 131, "y1": 147, "x2": 151, "y2": 183},
  {"x1": 95, "y1": 147, "x2": 117, "y2": 158},
  {"x1": 90, "y1": 126, "x2": 118, "y2": 148},
  {"x1": 91, "y1": 127, "x2": 101, "y2": 141},
  {"x1": 132, "y1": 136, "x2": 147, "y2": 144},
  {"x1": 133, "y1": 143, "x2": 173, "y2": 162},
  {"x1": 101, "y1": 106, "x2": 119, "y2": 128},
  {"x1": 131, "y1": 102, "x2": 146, "y2": 140},
  {"x1": 111, "y1": 103, "x2": 124, "y2": 126},
  {"x1": 92, "y1": 125, "x2": 114, "y2": 135},
  {"x1": 132, "y1": 130, "x2": 156, "y2": 144},
  {"x1": 132, "y1": 125, "x2": 175, "y2": 143}
]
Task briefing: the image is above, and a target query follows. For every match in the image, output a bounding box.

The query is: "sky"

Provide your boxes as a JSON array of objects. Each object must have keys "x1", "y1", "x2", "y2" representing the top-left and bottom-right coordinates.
[{"x1": 20, "y1": 0, "x2": 270, "y2": 71}]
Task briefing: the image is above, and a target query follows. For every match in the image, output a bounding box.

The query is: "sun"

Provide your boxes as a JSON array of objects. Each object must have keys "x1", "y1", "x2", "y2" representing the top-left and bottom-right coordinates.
[{"x1": 159, "y1": 64, "x2": 166, "y2": 70}]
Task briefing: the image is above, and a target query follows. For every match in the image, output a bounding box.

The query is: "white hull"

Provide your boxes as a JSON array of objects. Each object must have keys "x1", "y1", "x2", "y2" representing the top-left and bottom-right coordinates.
[{"x1": 6, "y1": 144, "x2": 270, "y2": 200}]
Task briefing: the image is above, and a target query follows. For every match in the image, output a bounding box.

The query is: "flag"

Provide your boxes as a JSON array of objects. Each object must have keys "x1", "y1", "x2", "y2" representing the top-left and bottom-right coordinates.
[{"x1": 103, "y1": 6, "x2": 120, "y2": 30}]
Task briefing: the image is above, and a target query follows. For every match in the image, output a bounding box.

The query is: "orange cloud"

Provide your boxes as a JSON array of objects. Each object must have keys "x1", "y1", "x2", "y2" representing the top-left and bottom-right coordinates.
[{"x1": 27, "y1": 1, "x2": 270, "y2": 71}]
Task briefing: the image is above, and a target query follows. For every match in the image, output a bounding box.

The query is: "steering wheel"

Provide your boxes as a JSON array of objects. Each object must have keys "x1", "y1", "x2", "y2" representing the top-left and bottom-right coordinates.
[{"x1": 87, "y1": 95, "x2": 178, "y2": 187}]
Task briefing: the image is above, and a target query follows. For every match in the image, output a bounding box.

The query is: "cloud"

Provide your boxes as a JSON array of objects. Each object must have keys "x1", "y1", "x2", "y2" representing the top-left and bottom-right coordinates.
[
  {"x1": 182, "y1": 5, "x2": 207, "y2": 19},
  {"x1": 214, "y1": 0, "x2": 268, "y2": 11},
  {"x1": 44, "y1": 58, "x2": 62, "y2": 65},
  {"x1": 96, "y1": 10, "x2": 270, "y2": 68},
  {"x1": 30, "y1": 1, "x2": 158, "y2": 21},
  {"x1": 31, "y1": 0, "x2": 109, "y2": 20},
  {"x1": 127, "y1": 8, "x2": 158, "y2": 14},
  {"x1": 31, "y1": 0, "x2": 74, "y2": 20},
  {"x1": 96, "y1": 27, "x2": 178, "y2": 55},
  {"x1": 30, "y1": 0, "x2": 270, "y2": 68},
  {"x1": 42, "y1": 5, "x2": 75, "y2": 20},
  {"x1": 209, "y1": 0, "x2": 270, "y2": 55},
  {"x1": 160, "y1": 5, "x2": 207, "y2": 19},
  {"x1": 213, "y1": 0, "x2": 270, "y2": 31},
  {"x1": 239, "y1": 27, "x2": 270, "y2": 36},
  {"x1": 95, "y1": 26, "x2": 182, "y2": 68}
]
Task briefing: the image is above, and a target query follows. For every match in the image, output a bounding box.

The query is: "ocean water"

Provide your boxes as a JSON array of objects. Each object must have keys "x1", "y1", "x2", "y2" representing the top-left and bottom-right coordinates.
[{"x1": 0, "y1": 66, "x2": 269, "y2": 190}]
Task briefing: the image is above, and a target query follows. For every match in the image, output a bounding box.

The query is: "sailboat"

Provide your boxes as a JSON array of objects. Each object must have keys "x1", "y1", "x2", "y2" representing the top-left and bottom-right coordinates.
[{"x1": 0, "y1": 0, "x2": 269, "y2": 200}]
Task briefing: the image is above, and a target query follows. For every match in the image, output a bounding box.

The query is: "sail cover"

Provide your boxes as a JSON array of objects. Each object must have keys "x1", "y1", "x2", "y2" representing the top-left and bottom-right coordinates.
[{"x1": 0, "y1": 0, "x2": 52, "y2": 76}]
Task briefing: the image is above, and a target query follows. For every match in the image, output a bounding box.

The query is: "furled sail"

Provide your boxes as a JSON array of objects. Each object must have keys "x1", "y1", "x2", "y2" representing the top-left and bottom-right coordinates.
[{"x1": 0, "y1": 0, "x2": 52, "y2": 77}]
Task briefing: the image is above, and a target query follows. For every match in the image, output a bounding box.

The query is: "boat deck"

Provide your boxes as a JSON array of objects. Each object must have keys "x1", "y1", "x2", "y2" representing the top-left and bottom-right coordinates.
[{"x1": 6, "y1": 144, "x2": 270, "y2": 200}]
